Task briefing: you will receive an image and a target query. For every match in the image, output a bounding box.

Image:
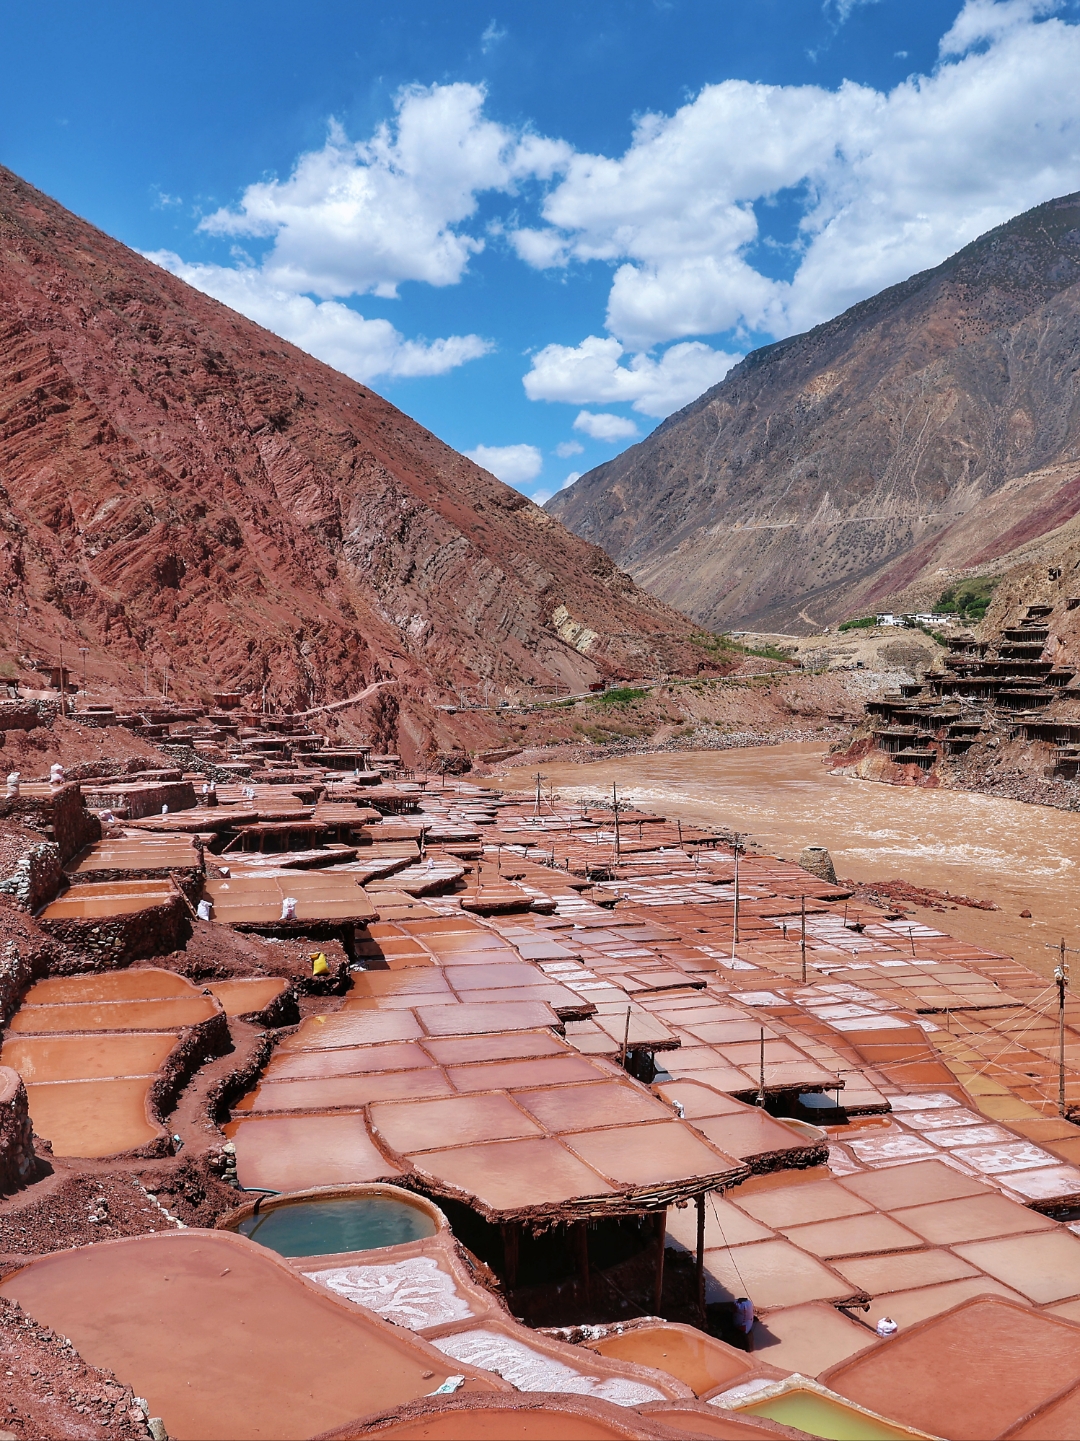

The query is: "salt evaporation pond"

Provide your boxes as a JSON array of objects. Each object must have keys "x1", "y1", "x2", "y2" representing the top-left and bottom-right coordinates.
[
  {"x1": 235, "y1": 1194, "x2": 437, "y2": 1257},
  {"x1": 495, "y1": 740, "x2": 1080, "y2": 977}
]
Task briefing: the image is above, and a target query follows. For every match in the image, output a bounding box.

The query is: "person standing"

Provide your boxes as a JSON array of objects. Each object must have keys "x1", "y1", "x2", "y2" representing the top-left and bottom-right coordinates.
[{"x1": 733, "y1": 1296, "x2": 755, "y2": 1351}]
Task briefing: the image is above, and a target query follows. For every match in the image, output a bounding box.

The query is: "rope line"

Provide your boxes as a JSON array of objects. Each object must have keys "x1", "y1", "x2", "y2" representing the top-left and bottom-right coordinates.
[{"x1": 709, "y1": 1192, "x2": 749, "y2": 1297}]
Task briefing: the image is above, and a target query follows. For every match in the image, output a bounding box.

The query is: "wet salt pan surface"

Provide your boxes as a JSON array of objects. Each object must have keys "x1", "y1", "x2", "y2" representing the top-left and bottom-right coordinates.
[{"x1": 430, "y1": 1329, "x2": 667, "y2": 1406}]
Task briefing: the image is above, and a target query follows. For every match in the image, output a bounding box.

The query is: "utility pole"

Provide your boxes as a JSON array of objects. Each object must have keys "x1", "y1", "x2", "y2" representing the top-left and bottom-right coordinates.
[
  {"x1": 79, "y1": 646, "x2": 89, "y2": 696},
  {"x1": 58, "y1": 640, "x2": 65, "y2": 717},
  {"x1": 534, "y1": 771, "x2": 547, "y2": 817},
  {"x1": 612, "y1": 783, "x2": 622, "y2": 862},
  {"x1": 757, "y1": 1027, "x2": 766, "y2": 1108}
]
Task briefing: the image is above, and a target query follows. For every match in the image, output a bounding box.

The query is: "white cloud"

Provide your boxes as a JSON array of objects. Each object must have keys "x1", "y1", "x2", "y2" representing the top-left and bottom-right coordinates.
[
  {"x1": 554, "y1": 440, "x2": 583, "y2": 458},
  {"x1": 523, "y1": 335, "x2": 739, "y2": 417},
  {"x1": 200, "y1": 83, "x2": 569, "y2": 299},
  {"x1": 573, "y1": 410, "x2": 639, "y2": 442},
  {"x1": 465, "y1": 443, "x2": 543, "y2": 486},
  {"x1": 147, "y1": 252, "x2": 490, "y2": 382},
  {"x1": 515, "y1": 2, "x2": 1080, "y2": 346},
  {"x1": 940, "y1": 0, "x2": 1060, "y2": 54},
  {"x1": 481, "y1": 20, "x2": 507, "y2": 52},
  {"x1": 146, "y1": 82, "x2": 570, "y2": 386},
  {"x1": 561, "y1": 471, "x2": 581, "y2": 489},
  {"x1": 148, "y1": 7, "x2": 1080, "y2": 421}
]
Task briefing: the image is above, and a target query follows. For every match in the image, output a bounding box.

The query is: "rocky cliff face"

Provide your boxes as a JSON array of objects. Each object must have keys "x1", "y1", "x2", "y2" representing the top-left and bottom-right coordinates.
[
  {"x1": 0, "y1": 166, "x2": 708, "y2": 749},
  {"x1": 548, "y1": 193, "x2": 1080, "y2": 634}
]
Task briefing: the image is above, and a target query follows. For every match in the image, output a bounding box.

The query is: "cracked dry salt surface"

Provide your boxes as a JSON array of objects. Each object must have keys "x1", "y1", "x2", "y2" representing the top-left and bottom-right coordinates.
[
  {"x1": 305, "y1": 1257, "x2": 472, "y2": 1330},
  {"x1": 429, "y1": 1329, "x2": 667, "y2": 1406}
]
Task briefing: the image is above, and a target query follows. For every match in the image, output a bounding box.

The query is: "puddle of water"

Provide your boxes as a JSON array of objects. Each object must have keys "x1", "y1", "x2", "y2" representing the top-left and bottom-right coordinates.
[
  {"x1": 235, "y1": 1195, "x2": 436, "y2": 1257},
  {"x1": 492, "y1": 744, "x2": 1080, "y2": 979}
]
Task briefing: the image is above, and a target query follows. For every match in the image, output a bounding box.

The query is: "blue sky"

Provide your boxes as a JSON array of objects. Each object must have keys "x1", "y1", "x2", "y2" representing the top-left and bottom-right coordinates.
[{"x1": 2, "y1": 1, "x2": 1080, "y2": 501}]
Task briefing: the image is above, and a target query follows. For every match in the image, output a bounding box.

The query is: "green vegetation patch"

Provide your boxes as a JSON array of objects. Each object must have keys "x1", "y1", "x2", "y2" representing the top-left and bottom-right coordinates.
[
  {"x1": 838, "y1": 615, "x2": 878, "y2": 632},
  {"x1": 937, "y1": 576, "x2": 1000, "y2": 623},
  {"x1": 591, "y1": 686, "x2": 648, "y2": 707}
]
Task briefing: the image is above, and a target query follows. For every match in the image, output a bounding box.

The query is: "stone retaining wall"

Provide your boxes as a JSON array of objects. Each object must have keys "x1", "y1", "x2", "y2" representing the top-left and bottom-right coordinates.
[
  {"x1": 0, "y1": 704, "x2": 40, "y2": 733},
  {"x1": 81, "y1": 780, "x2": 197, "y2": 820},
  {"x1": 37, "y1": 892, "x2": 190, "y2": 963},
  {"x1": 0, "y1": 840, "x2": 63, "y2": 911},
  {"x1": 0, "y1": 1066, "x2": 37, "y2": 1193},
  {"x1": 0, "y1": 783, "x2": 101, "y2": 863}
]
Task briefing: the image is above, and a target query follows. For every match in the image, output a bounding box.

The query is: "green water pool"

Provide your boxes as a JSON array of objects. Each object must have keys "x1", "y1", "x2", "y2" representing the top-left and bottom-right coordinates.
[
  {"x1": 236, "y1": 1195, "x2": 437, "y2": 1257},
  {"x1": 741, "y1": 1390, "x2": 920, "y2": 1440}
]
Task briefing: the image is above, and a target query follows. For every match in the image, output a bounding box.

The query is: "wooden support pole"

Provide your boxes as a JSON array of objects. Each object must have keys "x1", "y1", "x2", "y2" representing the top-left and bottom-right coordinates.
[
  {"x1": 1059, "y1": 945, "x2": 1068, "y2": 1118},
  {"x1": 696, "y1": 1194, "x2": 706, "y2": 1323},
  {"x1": 501, "y1": 1222, "x2": 520, "y2": 1290},
  {"x1": 653, "y1": 1209, "x2": 667, "y2": 1315},
  {"x1": 800, "y1": 893, "x2": 807, "y2": 986},
  {"x1": 731, "y1": 840, "x2": 741, "y2": 958},
  {"x1": 574, "y1": 1221, "x2": 591, "y2": 1302},
  {"x1": 757, "y1": 1027, "x2": 766, "y2": 1108}
]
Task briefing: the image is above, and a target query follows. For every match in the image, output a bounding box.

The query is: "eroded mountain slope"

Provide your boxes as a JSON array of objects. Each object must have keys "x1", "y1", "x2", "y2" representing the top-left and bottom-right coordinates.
[
  {"x1": 0, "y1": 166, "x2": 709, "y2": 748},
  {"x1": 548, "y1": 193, "x2": 1080, "y2": 633}
]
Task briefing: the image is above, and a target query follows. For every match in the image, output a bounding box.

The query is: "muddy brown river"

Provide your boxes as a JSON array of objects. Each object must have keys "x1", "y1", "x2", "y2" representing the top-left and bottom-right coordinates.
[{"x1": 492, "y1": 743, "x2": 1080, "y2": 980}]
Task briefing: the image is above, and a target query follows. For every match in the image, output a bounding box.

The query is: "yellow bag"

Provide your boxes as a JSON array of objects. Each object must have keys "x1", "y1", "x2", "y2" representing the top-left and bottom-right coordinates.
[{"x1": 310, "y1": 951, "x2": 329, "y2": 976}]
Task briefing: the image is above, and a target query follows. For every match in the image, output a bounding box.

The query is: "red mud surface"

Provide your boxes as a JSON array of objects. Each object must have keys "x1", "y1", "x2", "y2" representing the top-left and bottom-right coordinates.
[{"x1": 0, "y1": 1171, "x2": 176, "y2": 1259}]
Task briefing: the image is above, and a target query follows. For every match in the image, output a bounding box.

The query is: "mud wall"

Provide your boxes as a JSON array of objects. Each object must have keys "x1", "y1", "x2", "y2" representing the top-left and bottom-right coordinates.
[{"x1": 139, "y1": 1012, "x2": 233, "y2": 1159}]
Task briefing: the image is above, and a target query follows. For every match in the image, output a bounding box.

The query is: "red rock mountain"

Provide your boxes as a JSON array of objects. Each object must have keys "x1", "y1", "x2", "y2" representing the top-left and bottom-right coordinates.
[
  {"x1": 0, "y1": 165, "x2": 707, "y2": 751},
  {"x1": 548, "y1": 193, "x2": 1080, "y2": 633}
]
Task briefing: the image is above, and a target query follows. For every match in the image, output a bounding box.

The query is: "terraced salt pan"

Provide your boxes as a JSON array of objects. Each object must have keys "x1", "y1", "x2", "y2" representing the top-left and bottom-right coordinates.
[
  {"x1": 8, "y1": 997, "x2": 217, "y2": 1032},
  {"x1": 207, "y1": 978, "x2": 288, "y2": 1015},
  {"x1": 0, "y1": 970, "x2": 221, "y2": 1158},
  {"x1": 39, "y1": 880, "x2": 176, "y2": 919},
  {"x1": 25, "y1": 971, "x2": 198, "y2": 1003},
  {"x1": 587, "y1": 1322, "x2": 756, "y2": 1398},
  {"x1": 1, "y1": 1032, "x2": 179, "y2": 1082}
]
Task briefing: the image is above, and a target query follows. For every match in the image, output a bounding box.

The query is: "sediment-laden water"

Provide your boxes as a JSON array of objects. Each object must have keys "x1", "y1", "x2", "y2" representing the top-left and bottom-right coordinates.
[{"x1": 492, "y1": 742, "x2": 1080, "y2": 979}]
